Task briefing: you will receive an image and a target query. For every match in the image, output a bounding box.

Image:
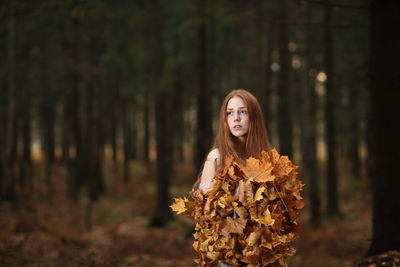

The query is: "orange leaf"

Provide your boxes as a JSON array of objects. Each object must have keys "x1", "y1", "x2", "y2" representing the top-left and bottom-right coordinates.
[
  {"x1": 244, "y1": 157, "x2": 275, "y2": 183},
  {"x1": 170, "y1": 197, "x2": 188, "y2": 214}
]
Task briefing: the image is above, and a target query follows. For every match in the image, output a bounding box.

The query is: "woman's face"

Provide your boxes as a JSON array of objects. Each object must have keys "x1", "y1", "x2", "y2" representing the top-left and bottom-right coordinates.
[{"x1": 226, "y1": 96, "x2": 249, "y2": 142}]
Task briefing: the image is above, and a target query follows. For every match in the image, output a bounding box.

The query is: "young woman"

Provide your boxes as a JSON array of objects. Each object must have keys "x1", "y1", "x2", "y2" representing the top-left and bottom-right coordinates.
[
  {"x1": 197, "y1": 89, "x2": 272, "y2": 194},
  {"x1": 195, "y1": 89, "x2": 273, "y2": 267}
]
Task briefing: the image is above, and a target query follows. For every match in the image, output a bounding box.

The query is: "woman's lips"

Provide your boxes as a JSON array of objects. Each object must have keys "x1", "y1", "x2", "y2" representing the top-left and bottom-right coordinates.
[{"x1": 233, "y1": 125, "x2": 242, "y2": 130}]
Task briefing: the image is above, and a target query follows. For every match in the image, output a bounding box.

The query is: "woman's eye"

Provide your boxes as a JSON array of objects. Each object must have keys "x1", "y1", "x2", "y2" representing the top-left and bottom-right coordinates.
[
  {"x1": 227, "y1": 111, "x2": 233, "y2": 116},
  {"x1": 240, "y1": 110, "x2": 247, "y2": 114}
]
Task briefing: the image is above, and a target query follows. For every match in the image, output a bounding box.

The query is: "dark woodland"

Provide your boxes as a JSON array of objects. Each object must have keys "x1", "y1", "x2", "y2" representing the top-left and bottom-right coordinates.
[{"x1": 0, "y1": 0, "x2": 399, "y2": 266}]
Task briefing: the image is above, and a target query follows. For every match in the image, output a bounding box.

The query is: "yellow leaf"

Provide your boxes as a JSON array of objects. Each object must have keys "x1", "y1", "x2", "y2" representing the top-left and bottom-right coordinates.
[
  {"x1": 263, "y1": 208, "x2": 275, "y2": 226},
  {"x1": 254, "y1": 185, "x2": 266, "y2": 201},
  {"x1": 246, "y1": 228, "x2": 262, "y2": 246},
  {"x1": 254, "y1": 207, "x2": 275, "y2": 226},
  {"x1": 232, "y1": 202, "x2": 249, "y2": 218},
  {"x1": 170, "y1": 197, "x2": 187, "y2": 214}
]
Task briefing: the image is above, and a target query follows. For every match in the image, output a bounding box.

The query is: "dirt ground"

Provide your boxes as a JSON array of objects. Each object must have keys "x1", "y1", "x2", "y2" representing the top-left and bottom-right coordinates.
[{"x1": 0, "y1": 160, "x2": 372, "y2": 267}]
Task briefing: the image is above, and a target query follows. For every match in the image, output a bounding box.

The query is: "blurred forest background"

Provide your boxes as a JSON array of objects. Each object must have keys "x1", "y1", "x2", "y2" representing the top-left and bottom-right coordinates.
[{"x1": 1, "y1": 0, "x2": 399, "y2": 266}]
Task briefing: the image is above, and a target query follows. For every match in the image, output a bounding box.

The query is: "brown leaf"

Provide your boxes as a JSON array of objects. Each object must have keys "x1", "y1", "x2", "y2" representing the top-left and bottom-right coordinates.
[{"x1": 220, "y1": 217, "x2": 247, "y2": 236}]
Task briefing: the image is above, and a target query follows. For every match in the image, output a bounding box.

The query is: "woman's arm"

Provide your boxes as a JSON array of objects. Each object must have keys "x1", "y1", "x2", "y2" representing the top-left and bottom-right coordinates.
[{"x1": 199, "y1": 149, "x2": 220, "y2": 193}]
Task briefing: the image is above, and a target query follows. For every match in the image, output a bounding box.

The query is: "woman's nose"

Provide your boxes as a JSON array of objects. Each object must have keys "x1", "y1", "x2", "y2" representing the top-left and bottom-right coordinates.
[{"x1": 234, "y1": 113, "x2": 241, "y2": 121}]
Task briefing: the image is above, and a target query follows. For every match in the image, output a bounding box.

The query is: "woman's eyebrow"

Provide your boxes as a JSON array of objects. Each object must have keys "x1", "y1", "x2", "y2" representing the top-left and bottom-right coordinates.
[{"x1": 226, "y1": 107, "x2": 247, "y2": 110}]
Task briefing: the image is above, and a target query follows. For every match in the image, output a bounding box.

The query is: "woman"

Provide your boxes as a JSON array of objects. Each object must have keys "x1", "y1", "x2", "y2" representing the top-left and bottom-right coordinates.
[
  {"x1": 197, "y1": 89, "x2": 272, "y2": 194},
  {"x1": 196, "y1": 89, "x2": 273, "y2": 267}
]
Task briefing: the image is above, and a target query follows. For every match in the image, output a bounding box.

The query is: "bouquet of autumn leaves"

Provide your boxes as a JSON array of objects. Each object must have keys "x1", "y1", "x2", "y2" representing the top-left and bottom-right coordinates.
[{"x1": 170, "y1": 149, "x2": 305, "y2": 267}]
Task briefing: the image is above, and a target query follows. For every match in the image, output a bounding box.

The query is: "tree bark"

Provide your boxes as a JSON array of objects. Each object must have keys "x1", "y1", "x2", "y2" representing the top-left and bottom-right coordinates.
[
  {"x1": 143, "y1": 90, "x2": 150, "y2": 163},
  {"x1": 2, "y1": 0, "x2": 17, "y2": 202},
  {"x1": 263, "y1": 21, "x2": 274, "y2": 129},
  {"x1": 348, "y1": 86, "x2": 361, "y2": 179},
  {"x1": 303, "y1": 1, "x2": 321, "y2": 226},
  {"x1": 367, "y1": 0, "x2": 400, "y2": 256},
  {"x1": 122, "y1": 98, "x2": 132, "y2": 182},
  {"x1": 110, "y1": 86, "x2": 118, "y2": 163},
  {"x1": 324, "y1": 0, "x2": 340, "y2": 216},
  {"x1": 195, "y1": 0, "x2": 213, "y2": 173},
  {"x1": 277, "y1": 0, "x2": 293, "y2": 159},
  {"x1": 151, "y1": 1, "x2": 172, "y2": 225},
  {"x1": 66, "y1": 18, "x2": 83, "y2": 202}
]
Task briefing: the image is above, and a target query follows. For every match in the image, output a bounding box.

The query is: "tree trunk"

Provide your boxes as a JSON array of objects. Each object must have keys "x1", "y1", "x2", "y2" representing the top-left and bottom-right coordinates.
[
  {"x1": 367, "y1": 0, "x2": 400, "y2": 256},
  {"x1": 324, "y1": 0, "x2": 340, "y2": 216},
  {"x1": 172, "y1": 33, "x2": 185, "y2": 163},
  {"x1": 2, "y1": 0, "x2": 17, "y2": 202},
  {"x1": 110, "y1": 85, "x2": 118, "y2": 164},
  {"x1": 66, "y1": 18, "x2": 84, "y2": 202},
  {"x1": 195, "y1": 0, "x2": 213, "y2": 173},
  {"x1": 150, "y1": 1, "x2": 172, "y2": 226},
  {"x1": 302, "y1": 1, "x2": 321, "y2": 226},
  {"x1": 19, "y1": 46, "x2": 33, "y2": 191},
  {"x1": 143, "y1": 90, "x2": 150, "y2": 163},
  {"x1": 122, "y1": 99, "x2": 132, "y2": 182},
  {"x1": 277, "y1": 0, "x2": 293, "y2": 159},
  {"x1": 262, "y1": 21, "x2": 274, "y2": 129},
  {"x1": 348, "y1": 86, "x2": 361, "y2": 179}
]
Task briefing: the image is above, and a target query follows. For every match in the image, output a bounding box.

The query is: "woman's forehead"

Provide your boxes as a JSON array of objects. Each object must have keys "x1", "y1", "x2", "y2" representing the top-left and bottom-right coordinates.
[{"x1": 227, "y1": 96, "x2": 246, "y2": 109}]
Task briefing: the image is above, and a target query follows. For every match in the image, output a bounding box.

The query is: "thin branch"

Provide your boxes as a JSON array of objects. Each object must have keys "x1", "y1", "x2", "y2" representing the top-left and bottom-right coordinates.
[{"x1": 299, "y1": 0, "x2": 369, "y2": 10}]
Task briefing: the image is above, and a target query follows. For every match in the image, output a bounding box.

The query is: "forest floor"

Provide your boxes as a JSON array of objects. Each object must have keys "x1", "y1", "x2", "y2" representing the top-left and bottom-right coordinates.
[{"x1": 0, "y1": 159, "x2": 372, "y2": 267}]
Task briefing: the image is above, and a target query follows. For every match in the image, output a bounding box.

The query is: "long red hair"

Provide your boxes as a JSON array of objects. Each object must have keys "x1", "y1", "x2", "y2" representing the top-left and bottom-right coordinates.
[
  {"x1": 213, "y1": 89, "x2": 272, "y2": 167},
  {"x1": 193, "y1": 89, "x2": 272, "y2": 189}
]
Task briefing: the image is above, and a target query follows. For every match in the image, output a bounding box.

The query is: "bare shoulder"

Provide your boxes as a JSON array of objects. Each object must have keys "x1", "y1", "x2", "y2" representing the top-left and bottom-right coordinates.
[{"x1": 206, "y1": 148, "x2": 220, "y2": 161}]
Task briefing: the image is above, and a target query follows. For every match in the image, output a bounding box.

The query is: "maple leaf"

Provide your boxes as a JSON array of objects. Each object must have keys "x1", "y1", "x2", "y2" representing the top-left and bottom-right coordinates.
[
  {"x1": 273, "y1": 156, "x2": 297, "y2": 177},
  {"x1": 244, "y1": 157, "x2": 275, "y2": 183},
  {"x1": 170, "y1": 197, "x2": 188, "y2": 214},
  {"x1": 220, "y1": 217, "x2": 248, "y2": 236}
]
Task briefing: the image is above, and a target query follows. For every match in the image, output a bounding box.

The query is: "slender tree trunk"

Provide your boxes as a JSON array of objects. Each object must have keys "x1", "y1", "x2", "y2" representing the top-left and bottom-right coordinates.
[
  {"x1": 84, "y1": 43, "x2": 106, "y2": 229},
  {"x1": 97, "y1": 87, "x2": 105, "y2": 161},
  {"x1": 110, "y1": 86, "x2": 118, "y2": 163},
  {"x1": 151, "y1": 1, "x2": 172, "y2": 225},
  {"x1": 263, "y1": 21, "x2": 274, "y2": 128},
  {"x1": 143, "y1": 90, "x2": 150, "y2": 163},
  {"x1": 302, "y1": 1, "x2": 321, "y2": 226},
  {"x1": 172, "y1": 33, "x2": 185, "y2": 163},
  {"x1": 122, "y1": 99, "x2": 131, "y2": 182},
  {"x1": 19, "y1": 51, "x2": 32, "y2": 191},
  {"x1": 69, "y1": 85, "x2": 82, "y2": 202},
  {"x1": 61, "y1": 102, "x2": 70, "y2": 163},
  {"x1": 348, "y1": 86, "x2": 361, "y2": 179},
  {"x1": 277, "y1": 0, "x2": 293, "y2": 159},
  {"x1": 66, "y1": 19, "x2": 83, "y2": 202},
  {"x1": 367, "y1": 0, "x2": 400, "y2": 256},
  {"x1": 2, "y1": 0, "x2": 17, "y2": 202},
  {"x1": 195, "y1": 0, "x2": 213, "y2": 173},
  {"x1": 324, "y1": 0, "x2": 340, "y2": 216}
]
